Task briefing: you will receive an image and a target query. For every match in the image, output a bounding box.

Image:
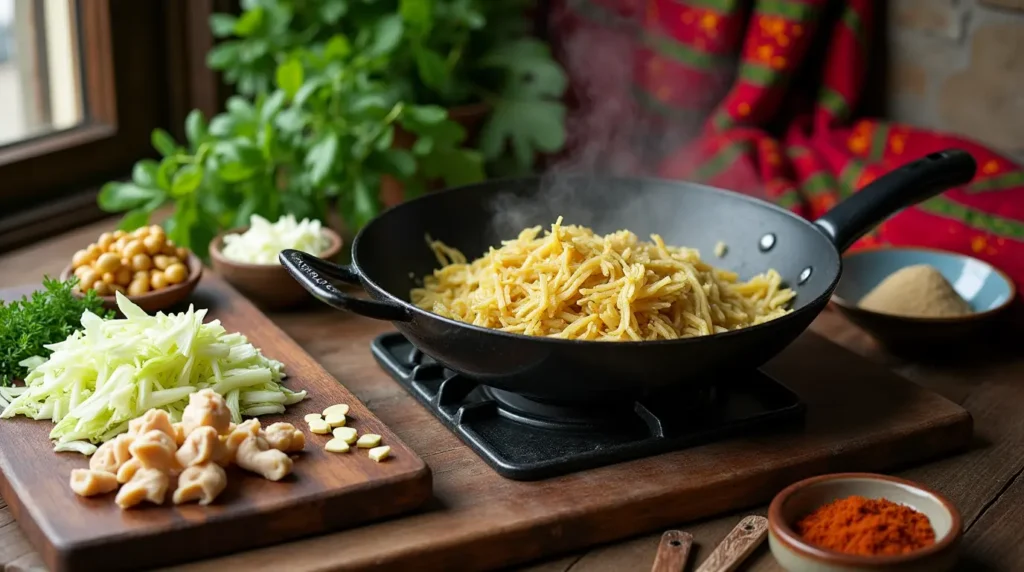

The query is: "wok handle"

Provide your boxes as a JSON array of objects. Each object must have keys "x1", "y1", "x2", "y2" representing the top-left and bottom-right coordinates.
[
  {"x1": 279, "y1": 249, "x2": 412, "y2": 322},
  {"x1": 813, "y1": 149, "x2": 977, "y2": 252}
]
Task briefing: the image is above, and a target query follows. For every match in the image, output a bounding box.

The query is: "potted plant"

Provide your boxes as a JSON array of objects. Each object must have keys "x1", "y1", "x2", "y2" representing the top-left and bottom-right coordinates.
[
  {"x1": 207, "y1": 0, "x2": 568, "y2": 177},
  {"x1": 98, "y1": 0, "x2": 567, "y2": 258}
]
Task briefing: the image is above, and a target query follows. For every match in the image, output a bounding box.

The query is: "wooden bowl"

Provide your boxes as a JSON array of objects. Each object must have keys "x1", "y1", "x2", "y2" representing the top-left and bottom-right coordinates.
[
  {"x1": 61, "y1": 253, "x2": 203, "y2": 314},
  {"x1": 209, "y1": 226, "x2": 343, "y2": 311},
  {"x1": 768, "y1": 473, "x2": 962, "y2": 572}
]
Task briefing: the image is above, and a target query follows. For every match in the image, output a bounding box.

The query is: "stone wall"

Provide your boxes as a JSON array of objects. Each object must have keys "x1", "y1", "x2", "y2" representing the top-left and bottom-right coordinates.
[{"x1": 886, "y1": 0, "x2": 1024, "y2": 163}]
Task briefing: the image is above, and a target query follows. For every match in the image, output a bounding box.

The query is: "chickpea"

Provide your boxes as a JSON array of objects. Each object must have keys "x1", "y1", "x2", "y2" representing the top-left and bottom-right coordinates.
[
  {"x1": 132, "y1": 253, "x2": 153, "y2": 272},
  {"x1": 86, "y1": 244, "x2": 104, "y2": 259},
  {"x1": 111, "y1": 284, "x2": 127, "y2": 295},
  {"x1": 153, "y1": 255, "x2": 171, "y2": 270},
  {"x1": 128, "y1": 279, "x2": 150, "y2": 296},
  {"x1": 143, "y1": 235, "x2": 163, "y2": 256},
  {"x1": 78, "y1": 268, "x2": 100, "y2": 289},
  {"x1": 133, "y1": 270, "x2": 150, "y2": 282},
  {"x1": 101, "y1": 272, "x2": 115, "y2": 285},
  {"x1": 150, "y1": 271, "x2": 169, "y2": 291},
  {"x1": 175, "y1": 247, "x2": 189, "y2": 260},
  {"x1": 97, "y1": 232, "x2": 115, "y2": 249},
  {"x1": 111, "y1": 237, "x2": 128, "y2": 253},
  {"x1": 161, "y1": 242, "x2": 177, "y2": 256},
  {"x1": 122, "y1": 240, "x2": 146, "y2": 259},
  {"x1": 133, "y1": 227, "x2": 150, "y2": 239},
  {"x1": 164, "y1": 263, "x2": 188, "y2": 285},
  {"x1": 120, "y1": 257, "x2": 131, "y2": 268},
  {"x1": 94, "y1": 252, "x2": 121, "y2": 273},
  {"x1": 149, "y1": 224, "x2": 165, "y2": 237},
  {"x1": 71, "y1": 249, "x2": 92, "y2": 269},
  {"x1": 115, "y1": 266, "x2": 133, "y2": 286},
  {"x1": 92, "y1": 280, "x2": 111, "y2": 296},
  {"x1": 112, "y1": 230, "x2": 126, "y2": 239},
  {"x1": 74, "y1": 265, "x2": 91, "y2": 280}
]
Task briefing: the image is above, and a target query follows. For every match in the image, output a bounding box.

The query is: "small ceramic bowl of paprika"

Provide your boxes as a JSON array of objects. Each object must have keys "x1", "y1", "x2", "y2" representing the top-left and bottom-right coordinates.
[{"x1": 767, "y1": 473, "x2": 962, "y2": 572}]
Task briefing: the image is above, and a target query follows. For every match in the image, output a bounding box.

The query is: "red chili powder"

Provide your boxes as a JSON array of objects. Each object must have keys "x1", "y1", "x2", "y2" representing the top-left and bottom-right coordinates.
[{"x1": 794, "y1": 495, "x2": 936, "y2": 556}]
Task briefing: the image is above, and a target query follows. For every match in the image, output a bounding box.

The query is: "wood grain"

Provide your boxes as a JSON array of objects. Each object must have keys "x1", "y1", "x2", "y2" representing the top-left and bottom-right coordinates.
[
  {"x1": 155, "y1": 317, "x2": 972, "y2": 572},
  {"x1": 0, "y1": 275, "x2": 431, "y2": 572},
  {"x1": 0, "y1": 219, "x2": 989, "y2": 572},
  {"x1": 694, "y1": 516, "x2": 767, "y2": 572},
  {"x1": 651, "y1": 531, "x2": 692, "y2": 572}
]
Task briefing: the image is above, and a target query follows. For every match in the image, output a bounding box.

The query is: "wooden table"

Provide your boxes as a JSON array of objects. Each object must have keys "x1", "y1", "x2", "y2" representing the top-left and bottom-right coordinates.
[{"x1": 2, "y1": 219, "x2": 1022, "y2": 572}]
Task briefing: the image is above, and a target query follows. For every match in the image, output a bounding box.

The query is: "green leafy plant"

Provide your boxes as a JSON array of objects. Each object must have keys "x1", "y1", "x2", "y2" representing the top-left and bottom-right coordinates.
[
  {"x1": 208, "y1": 0, "x2": 568, "y2": 174},
  {"x1": 99, "y1": 11, "x2": 484, "y2": 258},
  {"x1": 0, "y1": 277, "x2": 114, "y2": 385}
]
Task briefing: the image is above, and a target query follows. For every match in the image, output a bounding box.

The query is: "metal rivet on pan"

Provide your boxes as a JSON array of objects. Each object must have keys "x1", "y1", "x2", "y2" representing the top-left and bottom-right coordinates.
[
  {"x1": 798, "y1": 267, "x2": 813, "y2": 284},
  {"x1": 758, "y1": 233, "x2": 776, "y2": 251}
]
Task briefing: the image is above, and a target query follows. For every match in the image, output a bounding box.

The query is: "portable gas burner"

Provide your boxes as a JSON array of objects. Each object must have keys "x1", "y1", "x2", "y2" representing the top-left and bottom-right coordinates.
[{"x1": 372, "y1": 332, "x2": 806, "y2": 480}]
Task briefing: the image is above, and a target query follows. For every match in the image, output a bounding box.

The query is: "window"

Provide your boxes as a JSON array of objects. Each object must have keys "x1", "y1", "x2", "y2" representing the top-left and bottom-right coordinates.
[
  {"x1": 0, "y1": 0, "x2": 85, "y2": 145},
  {"x1": 0, "y1": 0, "x2": 228, "y2": 252}
]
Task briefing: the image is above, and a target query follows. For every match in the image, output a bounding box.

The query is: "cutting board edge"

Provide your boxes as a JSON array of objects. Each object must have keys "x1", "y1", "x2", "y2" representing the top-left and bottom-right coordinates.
[
  {"x1": 257, "y1": 405, "x2": 976, "y2": 572},
  {"x1": 33, "y1": 460, "x2": 433, "y2": 572}
]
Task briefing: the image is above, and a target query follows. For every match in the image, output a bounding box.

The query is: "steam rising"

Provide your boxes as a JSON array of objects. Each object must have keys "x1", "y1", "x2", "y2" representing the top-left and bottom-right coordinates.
[{"x1": 487, "y1": 5, "x2": 720, "y2": 238}]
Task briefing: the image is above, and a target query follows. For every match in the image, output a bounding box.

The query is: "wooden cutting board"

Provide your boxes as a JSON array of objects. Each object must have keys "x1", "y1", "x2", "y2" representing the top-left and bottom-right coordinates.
[
  {"x1": 169, "y1": 313, "x2": 974, "y2": 572},
  {"x1": 0, "y1": 275, "x2": 431, "y2": 572}
]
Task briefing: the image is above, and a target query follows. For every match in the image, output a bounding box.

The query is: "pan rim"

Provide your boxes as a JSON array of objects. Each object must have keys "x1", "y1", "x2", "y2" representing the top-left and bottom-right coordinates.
[{"x1": 353, "y1": 175, "x2": 843, "y2": 347}]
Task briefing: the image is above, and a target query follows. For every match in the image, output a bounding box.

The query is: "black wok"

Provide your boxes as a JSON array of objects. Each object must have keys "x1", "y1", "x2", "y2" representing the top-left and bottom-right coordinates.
[{"x1": 281, "y1": 149, "x2": 976, "y2": 402}]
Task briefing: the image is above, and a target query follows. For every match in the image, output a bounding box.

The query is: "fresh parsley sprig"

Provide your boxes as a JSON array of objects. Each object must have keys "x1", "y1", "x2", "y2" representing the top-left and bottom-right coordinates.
[{"x1": 0, "y1": 277, "x2": 114, "y2": 385}]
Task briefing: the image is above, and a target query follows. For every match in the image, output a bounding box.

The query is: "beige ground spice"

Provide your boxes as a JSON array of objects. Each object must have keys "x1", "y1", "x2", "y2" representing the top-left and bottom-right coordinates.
[{"x1": 858, "y1": 264, "x2": 973, "y2": 318}]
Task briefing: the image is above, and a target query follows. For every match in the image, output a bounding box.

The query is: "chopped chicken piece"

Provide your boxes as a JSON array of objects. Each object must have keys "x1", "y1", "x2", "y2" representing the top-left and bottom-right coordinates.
[
  {"x1": 115, "y1": 468, "x2": 169, "y2": 509},
  {"x1": 175, "y1": 426, "x2": 226, "y2": 468},
  {"x1": 220, "y1": 419, "x2": 261, "y2": 465},
  {"x1": 264, "y1": 422, "x2": 305, "y2": 453},
  {"x1": 172, "y1": 462, "x2": 227, "y2": 506},
  {"x1": 181, "y1": 389, "x2": 232, "y2": 436},
  {"x1": 70, "y1": 469, "x2": 119, "y2": 497},
  {"x1": 129, "y1": 430, "x2": 178, "y2": 472},
  {"x1": 128, "y1": 409, "x2": 176, "y2": 440},
  {"x1": 90, "y1": 434, "x2": 134, "y2": 474},
  {"x1": 116, "y1": 458, "x2": 141, "y2": 484},
  {"x1": 235, "y1": 435, "x2": 293, "y2": 481}
]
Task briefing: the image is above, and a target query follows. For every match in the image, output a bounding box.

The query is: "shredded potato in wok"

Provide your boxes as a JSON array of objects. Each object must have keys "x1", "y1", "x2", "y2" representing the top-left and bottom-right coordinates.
[{"x1": 410, "y1": 217, "x2": 795, "y2": 341}]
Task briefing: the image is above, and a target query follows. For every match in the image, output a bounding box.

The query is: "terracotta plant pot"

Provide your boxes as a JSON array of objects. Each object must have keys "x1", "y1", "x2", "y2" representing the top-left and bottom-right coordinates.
[{"x1": 380, "y1": 102, "x2": 491, "y2": 208}]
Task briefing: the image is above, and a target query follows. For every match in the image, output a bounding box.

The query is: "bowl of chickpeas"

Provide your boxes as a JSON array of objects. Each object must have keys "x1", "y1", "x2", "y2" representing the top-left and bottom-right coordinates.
[{"x1": 60, "y1": 225, "x2": 202, "y2": 313}]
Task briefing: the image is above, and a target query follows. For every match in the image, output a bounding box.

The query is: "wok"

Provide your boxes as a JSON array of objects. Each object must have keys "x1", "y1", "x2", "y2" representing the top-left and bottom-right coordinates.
[{"x1": 281, "y1": 150, "x2": 975, "y2": 402}]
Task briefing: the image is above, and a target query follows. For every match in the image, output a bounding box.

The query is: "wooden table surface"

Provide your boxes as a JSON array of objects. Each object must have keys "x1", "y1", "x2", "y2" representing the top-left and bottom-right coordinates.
[{"x1": 2, "y1": 219, "x2": 1022, "y2": 572}]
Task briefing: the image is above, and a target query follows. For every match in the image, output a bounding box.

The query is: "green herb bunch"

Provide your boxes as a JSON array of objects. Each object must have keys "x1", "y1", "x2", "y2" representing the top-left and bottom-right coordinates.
[
  {"x1": 97, "y1": 0, "x2": 566, "y2": 258},
  {"x1": 0, "y1": 277, "x2": 114, "y2": 385},
  {"x1": 208, "y1": 0, "x2": 568, "y2": 175},
  {"x1": 98, "y1": 7, "x2": 484, "y2": 259}
]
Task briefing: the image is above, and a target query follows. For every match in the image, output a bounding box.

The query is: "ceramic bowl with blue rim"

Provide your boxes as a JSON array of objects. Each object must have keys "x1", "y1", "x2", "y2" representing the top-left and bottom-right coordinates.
[{"x1": 830, "y1": 247, "x2": 1015, "y2": 349}]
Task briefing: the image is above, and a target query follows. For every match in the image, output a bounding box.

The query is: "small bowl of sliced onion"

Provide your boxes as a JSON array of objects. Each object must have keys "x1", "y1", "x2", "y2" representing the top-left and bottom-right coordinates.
[{"x1": 210, "y1": 215, "x2": 343, "y2": 310}]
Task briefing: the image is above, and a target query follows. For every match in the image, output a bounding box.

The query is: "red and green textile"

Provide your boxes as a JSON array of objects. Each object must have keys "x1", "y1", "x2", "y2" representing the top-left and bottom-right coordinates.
[{"x1": 550, "y1": 0, "x2": 1024, "y2": 289}]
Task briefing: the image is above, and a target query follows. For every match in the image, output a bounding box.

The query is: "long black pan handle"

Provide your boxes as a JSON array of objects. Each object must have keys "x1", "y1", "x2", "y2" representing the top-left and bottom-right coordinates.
[
  {"x1": 279, "y1": 249, "x2": 412, "y2": 322},
  {"x1": 813, "y1": 149, "x2": 976, "y2": 252}
]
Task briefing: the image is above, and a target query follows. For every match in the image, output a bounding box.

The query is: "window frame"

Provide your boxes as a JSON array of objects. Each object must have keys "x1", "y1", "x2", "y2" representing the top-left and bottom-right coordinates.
[{"x1": 0, "y1": 0, "x2": 232, "y2": 252}]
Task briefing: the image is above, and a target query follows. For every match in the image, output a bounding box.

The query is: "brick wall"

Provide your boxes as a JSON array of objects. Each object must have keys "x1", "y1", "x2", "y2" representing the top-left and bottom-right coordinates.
[{"x1": 886, "y1": 0, "x2": 1024, "y2": 163}]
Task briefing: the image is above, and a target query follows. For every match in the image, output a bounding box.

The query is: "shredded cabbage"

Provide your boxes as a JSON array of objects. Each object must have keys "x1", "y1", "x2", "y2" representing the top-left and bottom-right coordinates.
[
  {"x1": 221, "y1": 214, "x2": 330, "y2": 265},
  {"x1": 0, "y1": 292, "x2": 305, "y2": 453}
]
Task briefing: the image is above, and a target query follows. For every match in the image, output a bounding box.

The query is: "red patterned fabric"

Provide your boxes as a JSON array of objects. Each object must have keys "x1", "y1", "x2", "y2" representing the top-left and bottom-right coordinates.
[{"x1": 550, "y1": 0, "x2": 1024, "y2": 288}]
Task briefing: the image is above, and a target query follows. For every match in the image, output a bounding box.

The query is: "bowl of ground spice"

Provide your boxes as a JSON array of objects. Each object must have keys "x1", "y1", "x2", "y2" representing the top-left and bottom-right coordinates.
[
  {"x1": 831, "y1": 247, "x2": 1015, "y2": 350},
  {"x1": 768, "y1": 473, "x2": 962, "y2": 571}
]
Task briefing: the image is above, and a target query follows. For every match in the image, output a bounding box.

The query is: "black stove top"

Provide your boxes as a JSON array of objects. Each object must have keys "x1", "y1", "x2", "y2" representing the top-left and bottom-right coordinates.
[{"x1": 371, "y1": 332, "x2": 806, "y2": 480}]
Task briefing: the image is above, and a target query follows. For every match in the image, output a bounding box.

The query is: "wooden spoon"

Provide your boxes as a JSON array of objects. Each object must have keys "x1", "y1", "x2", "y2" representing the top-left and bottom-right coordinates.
[
  {"x1": 651, "y1": 530, "x2": 694, "y2": 572},
  {"x1": 695, "y1": 515, "x2": 769, "y2": 572}
]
